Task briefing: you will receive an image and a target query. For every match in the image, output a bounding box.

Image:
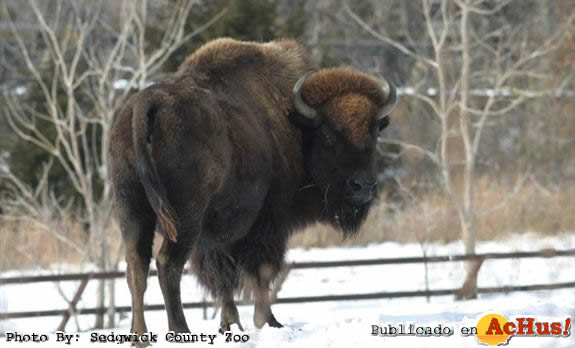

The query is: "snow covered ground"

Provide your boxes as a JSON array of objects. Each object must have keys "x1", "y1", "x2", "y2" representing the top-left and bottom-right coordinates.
[{"x1": 1, "y1": 232, "x2": 574, "y2": 347}]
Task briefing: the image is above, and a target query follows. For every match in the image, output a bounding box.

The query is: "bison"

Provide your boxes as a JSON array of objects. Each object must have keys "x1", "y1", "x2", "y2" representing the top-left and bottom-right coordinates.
[{"x1": 108, "y1": 38, "x2": 397, "y2": 336}]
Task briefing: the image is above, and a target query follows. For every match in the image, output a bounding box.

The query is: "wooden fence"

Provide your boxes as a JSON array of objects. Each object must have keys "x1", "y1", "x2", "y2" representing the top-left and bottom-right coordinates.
[{"x1": 1, "y1": 248, "x2": 574, "y2": 329}]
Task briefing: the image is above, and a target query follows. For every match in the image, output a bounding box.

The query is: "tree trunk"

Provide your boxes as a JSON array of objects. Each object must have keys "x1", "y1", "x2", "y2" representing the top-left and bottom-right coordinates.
[
  {"x1": 456, "y1": 0, "x2": 479, "y2": 300},
  {"x1": 456, "y1": 210, "x2": 479, "y2": 300},
  {"x1": 95, "y1": 279, "x2": 105, "y2": 328},
  {"x1": 455, "y1": 256, "x2": 484, "y2": 300},
  {"x1": 107, "y1": 275, "x2": 116, "y2": 328},
  {"x1": 94, "y1": 230, "x2": 106, "y2": 329}
]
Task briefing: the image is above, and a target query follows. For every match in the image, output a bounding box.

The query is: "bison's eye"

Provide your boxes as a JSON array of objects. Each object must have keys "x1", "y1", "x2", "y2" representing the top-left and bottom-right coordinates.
[
  {"x1": 322, "y1": 128, "x2": 336, "y2": 146},
  {"x1": 377, "y1": 115, "x2": 390, "y2": 132}
]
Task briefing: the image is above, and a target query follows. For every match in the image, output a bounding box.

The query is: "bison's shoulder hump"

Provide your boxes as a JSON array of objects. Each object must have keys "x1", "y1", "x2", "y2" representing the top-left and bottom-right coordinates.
[{"x1": 177, "y1": 38, "x2": 306, "y2": 77}]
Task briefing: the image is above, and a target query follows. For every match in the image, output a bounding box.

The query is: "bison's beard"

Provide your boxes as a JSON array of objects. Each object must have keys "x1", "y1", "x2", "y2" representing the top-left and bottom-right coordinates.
[
  {"x1": 321, "y1": 186, "x2": 372, "y2": 238},
  {"x1": 331, "y1": 203, "x2": 371, "y2": 238}
]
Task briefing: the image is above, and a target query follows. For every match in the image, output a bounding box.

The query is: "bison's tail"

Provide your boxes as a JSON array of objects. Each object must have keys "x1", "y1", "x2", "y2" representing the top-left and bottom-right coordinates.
[{"x1": 132, "y1": 93, "x2": 178, "y2": 243}]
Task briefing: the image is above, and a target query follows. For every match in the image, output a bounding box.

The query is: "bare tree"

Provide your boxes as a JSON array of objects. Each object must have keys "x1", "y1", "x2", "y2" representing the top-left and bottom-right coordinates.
[
  {"x1": 346, "y1": 0, "x2": 575, "y2": 298},
  {"x1": 1, "y1": 0, "x2": 224, "y2": 328}
]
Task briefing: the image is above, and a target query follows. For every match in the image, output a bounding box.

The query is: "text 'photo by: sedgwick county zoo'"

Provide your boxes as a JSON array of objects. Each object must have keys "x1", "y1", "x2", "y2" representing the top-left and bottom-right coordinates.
[{"x1": 0, "y1": 1, "x2": 573, "y2": 347}]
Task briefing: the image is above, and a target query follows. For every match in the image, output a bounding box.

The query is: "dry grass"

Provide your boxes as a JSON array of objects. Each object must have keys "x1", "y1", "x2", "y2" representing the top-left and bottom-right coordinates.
[
  {"x1": 0, "y1": 218, "x2": 88, "y2": 271},
  {"x1": 289, "y1": 176, "x2": 575, "y2": 248},
  {"x1": 0, "y1": 216, "x2": 123, "y2": 272},
  {"x1": 1, "y1": 176, "x2": 573, "y2": 270}
]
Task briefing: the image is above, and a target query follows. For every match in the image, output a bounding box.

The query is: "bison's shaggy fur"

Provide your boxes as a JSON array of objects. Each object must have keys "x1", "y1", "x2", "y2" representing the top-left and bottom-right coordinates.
[{"x1": 108, "y1": 38, "x2": 396, "y2": 336}]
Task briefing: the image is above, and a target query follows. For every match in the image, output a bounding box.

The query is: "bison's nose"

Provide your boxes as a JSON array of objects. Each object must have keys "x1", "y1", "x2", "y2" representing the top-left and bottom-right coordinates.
[{"x1": 346, "y1": 178, "x2": 377, "y2": 206}]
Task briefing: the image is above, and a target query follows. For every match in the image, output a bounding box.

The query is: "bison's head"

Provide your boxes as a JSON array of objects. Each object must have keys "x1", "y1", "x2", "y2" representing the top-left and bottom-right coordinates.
[{"x1": 291, "y1": 68, "x2": 397, "y2": 237}]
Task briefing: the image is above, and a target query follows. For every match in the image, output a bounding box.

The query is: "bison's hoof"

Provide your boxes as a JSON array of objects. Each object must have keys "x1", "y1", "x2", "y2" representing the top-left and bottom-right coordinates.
[
  {"x1": 219, "y1": 321, "x2": 244, "y2": 334},
  {"x1": 169, "y1": 325, "x2": 191, "y2": 334},
  {"x1": 132, "y1": 340, "x2": 152, "y2": 348},
  {"x1": 254, "y1": 311, "x2": 283, "y2": 329},
  {"x1": 218, "y1": 325, "x2": 229, "y2": 334},
  {"x1": 267, "y1": 313, "x2": 283, "y2": 328}
]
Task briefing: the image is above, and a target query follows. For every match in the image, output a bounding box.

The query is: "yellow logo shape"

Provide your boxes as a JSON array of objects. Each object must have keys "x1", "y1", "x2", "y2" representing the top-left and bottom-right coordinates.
[{"x1": 476, "y1": 313, "x2": 511, "y2": 346}]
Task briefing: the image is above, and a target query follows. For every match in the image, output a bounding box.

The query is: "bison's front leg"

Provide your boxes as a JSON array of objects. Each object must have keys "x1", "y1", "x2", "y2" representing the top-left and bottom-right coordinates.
[
  {"x1": 234, "y1": 229, "x2": 285, "y2": 329},
  {"x1": 190, "y1": 246, "x2": 244, "y2": 333},
  {"x1": 251, "y1": 263, "x2": 283, "y2": 329},
  {"x1": 253, "y1": 281, "x2": 283, "y2": 329},
  {"x1": 156, "y1": 238, "x2": 191, "y2": 333},
  {"x1": 219, "y1": 293, "x2": 244, "y2": 333}
]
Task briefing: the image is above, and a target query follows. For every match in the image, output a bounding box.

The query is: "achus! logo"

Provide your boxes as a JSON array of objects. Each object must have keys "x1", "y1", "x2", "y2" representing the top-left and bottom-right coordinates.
[{"x1": 475, "y1": 313, "x2": 571, "y2": 346}]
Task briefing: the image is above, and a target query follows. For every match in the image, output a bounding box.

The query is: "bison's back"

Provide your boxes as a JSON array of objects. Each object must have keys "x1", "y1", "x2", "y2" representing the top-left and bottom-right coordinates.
[
  {"x1": 109, "y1": 83, "x2": 229, "y2": 189},
  {"x1": 110, "y1": 79, "x2": 281, "y2": 245}
]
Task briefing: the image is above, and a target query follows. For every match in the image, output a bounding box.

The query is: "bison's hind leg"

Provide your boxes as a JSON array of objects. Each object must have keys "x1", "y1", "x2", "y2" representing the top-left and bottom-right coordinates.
[
  {"x1": 190, "y1": 247, "x2": 244, "y2": 333},
  {"x1": 114, "y1": 185, "x2": 156, "y2": 342},
  {"x1": 156, "y1": 239, "x2": 192, "y2": 333}
]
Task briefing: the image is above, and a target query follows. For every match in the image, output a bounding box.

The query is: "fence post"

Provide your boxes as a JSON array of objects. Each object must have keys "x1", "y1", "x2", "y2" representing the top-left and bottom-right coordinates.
[
  {"x1": 202, "y1": 297, "x2": 207, "y2": 320},
  {"x1": 57, "y1": 273, "x2": 93, "y2": 331}
]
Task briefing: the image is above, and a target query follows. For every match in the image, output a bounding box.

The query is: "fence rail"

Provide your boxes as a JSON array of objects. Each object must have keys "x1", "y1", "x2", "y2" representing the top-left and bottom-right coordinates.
[
  {"x1": 2, "y1": 248, "x2": 572, "y2": 285},
  {"x1": 1, "y1": 248, "x2": 574, "y2": 322},
  {"x1": 2, "y1": 281, "x2": 574, "y2": 320}
]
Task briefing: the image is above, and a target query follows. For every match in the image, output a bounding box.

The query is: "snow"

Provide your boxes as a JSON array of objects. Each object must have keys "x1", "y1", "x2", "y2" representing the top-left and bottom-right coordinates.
[
  {"x1": 1, "y1": 233, "x2": 574, "y2": 347},
  {"x1": 113, "y1": 79, "x2": 155, "y2": 90},
  {"x1": 14, "y1": 87, "x2": 27, "y2": 96}
]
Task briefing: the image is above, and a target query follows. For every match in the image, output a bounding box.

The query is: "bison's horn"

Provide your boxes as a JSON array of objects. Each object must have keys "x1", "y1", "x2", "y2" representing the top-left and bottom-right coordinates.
[
  {"x1": 377, "y1": 79, "x2": 397, "y2": 120},
  {"x1": 292, "y1": 71, "x2": 319, "y2": 124}
]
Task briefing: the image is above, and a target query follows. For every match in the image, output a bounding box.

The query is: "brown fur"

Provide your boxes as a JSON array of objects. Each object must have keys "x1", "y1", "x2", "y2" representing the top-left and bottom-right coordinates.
[
  {"x1": 178, "y1": 38, "x2": 309, "y2": 78},
  {"x1": 296, "y1": 67, "x2": 387, "y2": 148},
  {"x1": 301, "y1": 68, "x2": 385, "y2": 107},
  {"x1": 325, "y1": 94, "x2": 377, "y2": 148}
]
